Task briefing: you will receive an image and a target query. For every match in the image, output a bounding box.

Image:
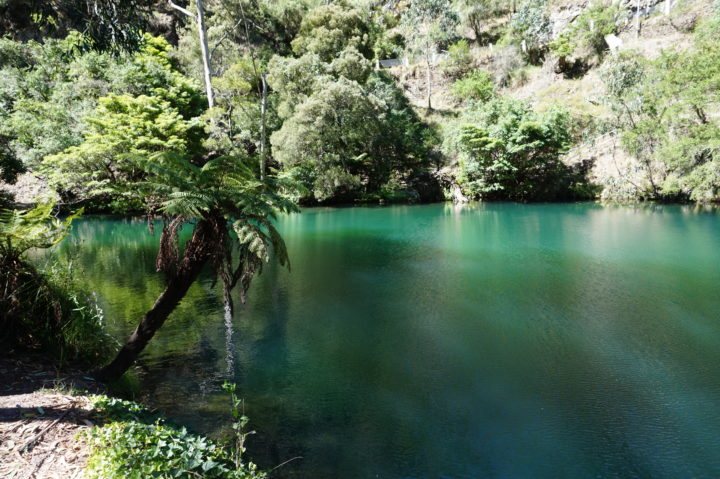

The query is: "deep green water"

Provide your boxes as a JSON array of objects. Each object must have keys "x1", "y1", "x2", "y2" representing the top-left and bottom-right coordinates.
[{"x1": 51, "y1": 203, "x2": 720, "y2": 478}]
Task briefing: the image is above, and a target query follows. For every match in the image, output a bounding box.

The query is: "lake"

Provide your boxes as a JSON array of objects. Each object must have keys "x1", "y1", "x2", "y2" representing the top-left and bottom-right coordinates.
[{"x1": 51, "y1": 202, "x2": 720, "y2": 478}]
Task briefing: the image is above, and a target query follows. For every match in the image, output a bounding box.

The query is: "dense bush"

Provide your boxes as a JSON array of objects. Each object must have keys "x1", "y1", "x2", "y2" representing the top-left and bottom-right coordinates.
[
  {"x1": 444, "y1": 97, "x2": 590, "y2": 200},
  {"x1": 0, "y1": 33, "x2": 204, "y2": 178},
  {"x1": 0, "y1": 203, "x2": 114, "y2": 363},
  {"x1": 443, "y1": 39, "x2": 474, "y2": 79},
  {"x1": 450, "y1": 69, "x2": 495, "y2": 102},
  {"x1": 37, "y1": 35, "x2": 205, "y2": 212},
  {"x1": 550, "y1": 1, "x2": 622, "y2": 73},
  {"x1": 601, "y1": 14, "x2": 720, "y2": 202},
  {"x1": 268, "y1": 2, "x2": 438, "y2": 203},
  {"x1": 86, "y1": 394, "x2": 265, "y2": 479},
  {"x1": 506, "y1": 0, "x2": 552, "y2": 64}
]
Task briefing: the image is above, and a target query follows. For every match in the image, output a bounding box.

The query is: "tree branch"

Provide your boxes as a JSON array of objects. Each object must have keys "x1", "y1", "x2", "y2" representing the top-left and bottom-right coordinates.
[
  {"x1": 168, "y1": 0, "x2": 196, "y2": 20},
  {"x1": 210, "y1": 18, "x2": 243, "y2": 61}
]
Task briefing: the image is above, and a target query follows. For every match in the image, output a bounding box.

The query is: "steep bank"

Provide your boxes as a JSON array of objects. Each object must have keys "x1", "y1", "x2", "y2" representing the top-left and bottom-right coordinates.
[{"x1": 385, "y1": 0, "x2": 717, "y2": 202}]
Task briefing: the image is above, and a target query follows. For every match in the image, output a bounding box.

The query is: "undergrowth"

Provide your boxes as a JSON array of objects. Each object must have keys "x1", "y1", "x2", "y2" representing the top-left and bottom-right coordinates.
[
  {"x1": 85, "y1": 392, "x2": 265, "y2": 479},
  {"x1": 0, "y1": 203, "x2": 115, "y2": 364}
]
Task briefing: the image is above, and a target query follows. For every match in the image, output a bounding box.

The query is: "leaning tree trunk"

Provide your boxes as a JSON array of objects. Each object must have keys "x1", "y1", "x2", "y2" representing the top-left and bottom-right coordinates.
[{"x1": 95, "y1": 218, "x2": 219, "y2": 382}]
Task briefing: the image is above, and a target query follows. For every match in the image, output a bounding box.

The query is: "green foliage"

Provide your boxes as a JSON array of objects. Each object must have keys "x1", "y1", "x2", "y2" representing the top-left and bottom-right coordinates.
[
  {"x1": 31, "y1": 34, "x2": 206, "y2": 211},
  {"x1": 601, "y1": 52, "x2": 669, "y2": 199},
  {"x1": 267, "y1": 3, "x2": 437, "y2": 203},
  {"x1": 401, "y1": 0, "x2": 458, "y2": 55},
  {"x1": 453, "y1": 0, "x2": 508, "y2": 43},
  {"x1": 374, "y1": 30, "x2": 405, "y2": 59},
  {"x1": 445, "y1": 97, "x2": 582, "y2": 200},
  {"x1": 201, "y1": 0, "x2": 316, "y2": 58},
  {"x1": 271, "y1": 77, "x2": 380, "y2": 201},
  {"x1": 443, "y1": 39, "x2": 473, "y2": 79},
  {"x1": 270, "y1": 69, "x2": 435, "y2": 202},
  {"x1": 0, "y1": 202, "x2": 113, "y2": 363},
  {"x1": 602, "y1": 21, "x2": 720, "y2": 202},
  {"x1": 574, "y1": 2, "x2": 621, "y2": 56},
  {"x1": 450, "y1": 69, "x2": 495, "y2": 102},
  {"x1": 86, "y1": 393, "x2": 265, "y2": 479},
  {"x1": 0, "y1": 0, "x2": 154, "y2": 53},
  {"x1": 506, "y1": 0, "x2": 552, "y2": 64},
  {"x1": 222, "y1": 382, "x2": 254, "y2": 470},
  {"x1": 207, "y1": 57, "x2": 273, "y2": 159},
  {"x1": 654, "y1": 21, "x2": 720, "y2": 201},
  {"x1": 551, "y1": 2, "x2": 621, "y2": 60},
  {"x1": 142, "y1": 152, "x2": 296, "y2": 268},
  {"x1": 0, "y1": 33, "x2": 204, "y2": 175},
  {"x1": 43, "y1": 93, "x2": 204, "y2": 209},
  {"x1": 91, "y1": 395, "x2": 157, "y2": 422},
  {"x1": 400, "y1": 0, "x2": 459, "y2": 55},
  {"x1": 548, "y1": 30, "x2": 576, "y2": 58},
  {"x1": 291, "y1": 3, "x2": 374, "y2": 61},
  {"x1": 0, "y1": 202, "x2": 79, "y2": 258}
]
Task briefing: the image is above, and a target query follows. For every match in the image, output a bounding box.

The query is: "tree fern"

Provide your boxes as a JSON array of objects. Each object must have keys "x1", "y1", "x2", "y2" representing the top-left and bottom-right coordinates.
[{"x1": 0, "y1": 202, "x2": 82, "y2": 259}]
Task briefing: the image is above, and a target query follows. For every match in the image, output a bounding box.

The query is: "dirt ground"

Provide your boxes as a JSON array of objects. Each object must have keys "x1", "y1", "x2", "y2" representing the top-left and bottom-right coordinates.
[{"x1": 0, "y1": 354, "x2": 106, "y2": 479}]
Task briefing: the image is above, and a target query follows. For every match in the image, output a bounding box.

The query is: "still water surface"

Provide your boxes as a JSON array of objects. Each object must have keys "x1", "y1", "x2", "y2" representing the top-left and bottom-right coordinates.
[{"x1": 53, "y1": 203, "x2": 720, "y2": 478}]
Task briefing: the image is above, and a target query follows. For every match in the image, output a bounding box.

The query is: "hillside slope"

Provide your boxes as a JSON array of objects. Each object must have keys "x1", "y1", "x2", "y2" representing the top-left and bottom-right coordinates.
[{"x1": 388, "y1": 0, "x2": 717, "y2": 202}]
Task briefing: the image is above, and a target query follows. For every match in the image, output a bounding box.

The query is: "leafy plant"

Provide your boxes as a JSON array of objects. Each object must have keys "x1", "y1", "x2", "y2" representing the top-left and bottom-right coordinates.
[
  {"x1": 573, "y1": 2, "x2": 621, "y2": 56},
  {"x1": 443, "y1": 39, "x2": 473, "y2": 79},
  {"x1": 86, "y1": 393, "x2": 265, "y2": 479},
  {"x1": 222, "y1": 382, "x2": 254, "y2": 470},
  {"x1": 0, "y1": 202, "x2": 113, "y2": 362},
  {"x1": 0, "y1": 201, "x2": 78, "y2": 258},
  {"x1": 451, "y1": 69, "x2": 495, "y2": 102},
  {"x1": 267, "y1": 4, "x2": 438, "y2": 204},
  {"x1": 551, "y1": 2, "x2": 621, "y2": 62},
  {"x1": 444, "y1": 97, "x2": 584, "y2": 200},
  {"x1": 453, "y1": 0, "x2": 509, "y2": 44},
  {"x1": 86, "y1": 421, "x2": 265, "y2": 479},
  {"x1": 291, "y1": 3, "x2": 375, "y2": 61},
  {"x1": 506, "y1": 0, "x2": 552, "y2": 64},
  {"x1": 549, "y1": 30, "x2": 576, "y2": 58},
  {"x1": 601, "y1": 52, "x2": 663, "y2": 198}
]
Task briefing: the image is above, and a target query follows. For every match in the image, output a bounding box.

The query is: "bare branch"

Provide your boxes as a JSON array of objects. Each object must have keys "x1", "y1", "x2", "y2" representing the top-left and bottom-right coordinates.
[
  {"x1": 210, "y1": 17, "x2": 243, "y2": 61},
  {"x1": 168, "y1": 0, "x2": 196, "y2": 20}
]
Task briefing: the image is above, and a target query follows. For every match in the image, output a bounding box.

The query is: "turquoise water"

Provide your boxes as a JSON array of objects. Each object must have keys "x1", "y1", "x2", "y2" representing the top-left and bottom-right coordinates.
[{"x1": 54, "y1": 203, "x2": 720, "y2": 478}]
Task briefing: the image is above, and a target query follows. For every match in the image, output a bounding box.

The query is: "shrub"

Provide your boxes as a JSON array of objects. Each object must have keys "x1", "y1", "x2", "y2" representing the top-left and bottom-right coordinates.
[
  {"x1": 574, "y1": 2, "x2": 622, "y2": 56},
  {"x1": 86, "y1": 390, "x2": 265, "y2": 479},
  {"x1": 444, "y1": 97, "x2": 587, "y2": 201},
  {"x1": 506, "y1": 0, "x2": 552, "y2": 64},
  {"x1": 455, "y1": 0, "x2": 510, "y2": 44},
  {"x1": 86, "y1": 421, "x2": 266, "y2": 479},
  {"x1": 0, "y1": 202, "x2": 114, "y2": 363},
  {"x1": 549, "y1": 30, "x2": 576, "y2": 58},
  {"x1": 551, "y1": 2, "x2": 622, "y2": 62},
  {"x1": 443, "y1": 39, "x2": 473, "y2": 79},
  {"x1": 450, "y1": 69, "x2": 495, "y2": 102}
]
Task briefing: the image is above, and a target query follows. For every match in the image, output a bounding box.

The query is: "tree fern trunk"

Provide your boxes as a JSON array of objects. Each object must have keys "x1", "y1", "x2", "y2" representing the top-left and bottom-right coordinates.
[{"x1": 95, "y1": 218, "x2": 218, "y2": 382}]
